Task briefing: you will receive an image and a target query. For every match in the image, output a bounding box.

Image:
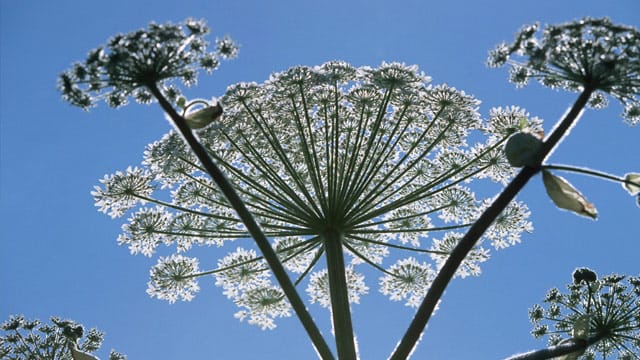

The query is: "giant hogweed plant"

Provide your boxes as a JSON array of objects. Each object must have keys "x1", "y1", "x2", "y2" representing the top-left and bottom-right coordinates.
[
  {"x1": 58, "y1": 17, "x2": 639, "y2": 359},
  {"x1": 0, "y1": 315, "x2": 126, "y2": 360},
  {"x1": 508, "y1": 269, "x2": 640, "y2": 360}
]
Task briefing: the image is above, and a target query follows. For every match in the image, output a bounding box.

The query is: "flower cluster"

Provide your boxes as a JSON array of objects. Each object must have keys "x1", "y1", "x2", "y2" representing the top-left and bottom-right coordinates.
[
  {"x1": 529, "y1": 269, "x2": 640, "y2": 359},
  {"x1": 147, "y1": 254, "x2": 201, "y2": 303},
  {"x1": 488, "y1": 17, "x2": 640, "y2": 125},
  {"x1": 94, "y1": 61, "x2": 536, "y2": 328},
  {"x1": 0, "y1": 315, "x2": 126, "y2": 360},
  {"x1": 215, "y1": 248, "x2": 292, "y2": 329},
  {"x1": 58, "y1": 18, "x2": 238, "y2": 110}
]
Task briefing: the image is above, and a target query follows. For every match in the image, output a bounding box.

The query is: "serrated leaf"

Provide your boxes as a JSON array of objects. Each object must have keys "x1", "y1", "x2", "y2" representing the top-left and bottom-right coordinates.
[
  {"x1": 622, "y1": 173, "x2": 640, "y2": 195},
  {"x1": 542, "y1": 170, "x2": 598, "y2": 219}
]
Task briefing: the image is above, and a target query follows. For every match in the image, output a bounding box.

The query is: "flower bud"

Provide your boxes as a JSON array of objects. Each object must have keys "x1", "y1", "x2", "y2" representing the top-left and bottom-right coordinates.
[
  {"x1": 572, "y1": 268, "x2": 597, "y2": 285},
  {"x1": 176, "y1": 96, "x2": 187, "y2": 109},
  {"x1": 184, "y1": 102, "x2": 223, "y2": 129},
  {"x1": 69, "y1": 344, "x2": 100, "y2": 360},
  {"x1": 542, "y1": 170, "x2": 597, "y2": 219},
  {"x1": 622, "y1": 173, "x2": 640, "y2": 195},
  {"x1": 504, "y1": 132, "x2": 542, "y2": 167}
]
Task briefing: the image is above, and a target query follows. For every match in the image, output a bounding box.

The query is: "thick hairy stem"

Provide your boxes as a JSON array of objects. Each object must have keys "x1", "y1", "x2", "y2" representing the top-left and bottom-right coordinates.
[
  {"x1": 323, "y1": 229, "x2": 357, "y2": 360},
  {"x1": 504, "y1": 333, "x2": 605, "y2": 360},
  {"x1": 389, "y1": 88, "x2": 594, "y2": 360},
  {"x1": 147, "y1": 83, "x2": 335, "y2": 360}
]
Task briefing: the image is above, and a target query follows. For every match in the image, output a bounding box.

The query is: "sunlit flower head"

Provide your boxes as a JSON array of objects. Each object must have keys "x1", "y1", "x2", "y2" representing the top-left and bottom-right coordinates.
[
  {"x1": 96, "y1": 61, "x2": 536, "y2": 327},
  {"x1": 92, "y1": 166, "x2": 154, "y2": 218},
  {"x1": 429, "y1": 232, "x2": 490, "y2": 278},
  {"x1": 380, "y1": 257, "x2": 436, "y2": 308},
  {"x1": 488, "y1": 17, "x2": 640, "y2": 125},
  {"x1": 147, "y1": 254, "x2": 200, "y2": 303},
  {"x1": 117, "y1": 206, "x2": 172, "y2": 257},
  {"x1": 529, "y1": 271, "x2": 640, "y2": 359},
  {"x1": 234, "y1": 286, "x2": 292, "y2": 330},
  {"x1": 58, "y1": 18, "x2": 238, "y2": 110},
  {"x1": 214, "y1": 248, "x2": 271, "y2": 297}
]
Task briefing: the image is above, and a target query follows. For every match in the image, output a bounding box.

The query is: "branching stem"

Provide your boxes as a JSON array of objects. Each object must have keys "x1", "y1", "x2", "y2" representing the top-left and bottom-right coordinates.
[
  {"x1": 504, "y1": 333, "x2": 606, "y2": 360},
  {"x1": 543, "y1": 164, "x2": 640, "y2": 188},
  {"x1": 389, "y1": 87, "x2": 595, "y2": 360}
]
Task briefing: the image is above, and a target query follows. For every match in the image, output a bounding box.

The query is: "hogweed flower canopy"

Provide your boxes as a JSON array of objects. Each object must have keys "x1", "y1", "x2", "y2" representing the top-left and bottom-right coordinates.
[
  {"x1": 58, "y1": 18, "x2": 238, "y2": 109},
  {"x1": 529, "y1": 270, "x2": 640, "y2": 359},
  {"x1": 91, "y1": 59, "x2": 536, "y2": 329},
  {"x1": 488, "y1": 17, "x2": 640, "y2": 125}
]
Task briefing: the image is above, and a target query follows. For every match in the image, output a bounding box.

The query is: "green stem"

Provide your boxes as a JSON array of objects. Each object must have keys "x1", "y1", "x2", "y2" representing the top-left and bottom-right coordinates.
[
  {"x1": 146, "y1": 83, "x2": 335, "y2": 360},
  {"x1": 542, "y1": 164, "x2": 640, "y2": 188},
  {"x1": 504, "y1": 333, "x2": 606, "y2": 360},
  {"x1": 322, "y1": 229, "x2": 357, "y2": 360},
  {"x1": 389, "y1": 87, "x2": 594, "y2": 360}
]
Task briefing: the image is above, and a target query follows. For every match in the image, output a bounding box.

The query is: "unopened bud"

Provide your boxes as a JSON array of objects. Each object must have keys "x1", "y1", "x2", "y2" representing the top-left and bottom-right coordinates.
[
  {"x1": 542, "y1": 170, "x2": 597, "y2": 219},
  {"x1": 504, "y1": 132, "x2": 542, "y2": 167},
  {"x1": 572, "y1": 268, "x2": 597, "y2": 285},
  {"x1": 184, "y1": 102, "x2": 223, "y2": 129}
]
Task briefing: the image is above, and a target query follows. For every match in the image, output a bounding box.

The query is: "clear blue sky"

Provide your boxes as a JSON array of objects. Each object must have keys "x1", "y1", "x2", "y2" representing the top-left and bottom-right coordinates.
[{"x1": 1, "y1": 1, "x2": 638, "y2": 359}]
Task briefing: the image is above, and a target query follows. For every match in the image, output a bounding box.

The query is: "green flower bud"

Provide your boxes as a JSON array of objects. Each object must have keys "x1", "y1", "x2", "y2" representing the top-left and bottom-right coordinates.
[
  {"x1": 504, "y1": 132, "x2": 542, "y2": 167},
  {"x1": 176, "y1": 96, "x2": 187, "y2": 109}
]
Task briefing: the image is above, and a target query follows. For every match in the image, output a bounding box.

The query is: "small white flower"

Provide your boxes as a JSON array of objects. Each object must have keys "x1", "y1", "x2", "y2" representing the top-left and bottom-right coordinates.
[
  {"x1": 92, "y1": 166, "x2": 154, "y2": 218},
  {"x1": 214, "y1": 248, "x2": 270, "y2": 299},
  {"x1": 380, "y1": 258, "x2": 435, "y2": 308},
  {"x1": 234, "y1": 286, "x2": 292, "y2": 330},
  {"x1": 147, "y1": 255, "x2": 200, "y2": 303},
  {"x1": 430, "y1": 233, "x2": 490, "y2": 278},
  {"x1": 118, "y1": 206, "x2": 172, "y2": 257}
]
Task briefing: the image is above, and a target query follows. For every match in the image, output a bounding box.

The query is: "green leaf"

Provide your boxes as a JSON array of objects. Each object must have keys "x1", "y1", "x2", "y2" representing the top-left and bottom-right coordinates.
[
  {"x1": 622, "y1": 173, "x2": 640, "y2": 195},
  {"x1": 542, "y1": 170, "x2": 598, "y2": 219}
]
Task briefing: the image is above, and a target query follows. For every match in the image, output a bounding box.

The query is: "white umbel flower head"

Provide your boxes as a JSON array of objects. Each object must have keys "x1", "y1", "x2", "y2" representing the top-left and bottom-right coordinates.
[{"x1": 95, "y1": 60, "x2": 537, "y2": 326}]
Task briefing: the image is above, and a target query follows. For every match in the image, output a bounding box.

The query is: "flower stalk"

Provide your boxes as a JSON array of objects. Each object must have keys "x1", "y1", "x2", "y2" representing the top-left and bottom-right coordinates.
[
  {"x1": 504, "y1": 335, "x2": 601, "y2": 360},
  {"x1": 322, "y1": 229, "x2": 357, "y2": 359},
  {"x1": 542, "y1": 164, "x2": 640, "y2": 188}
]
